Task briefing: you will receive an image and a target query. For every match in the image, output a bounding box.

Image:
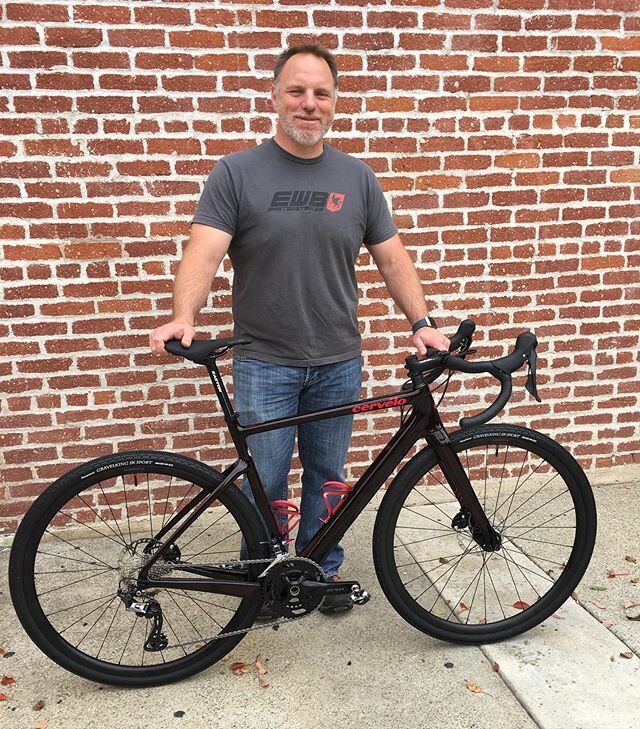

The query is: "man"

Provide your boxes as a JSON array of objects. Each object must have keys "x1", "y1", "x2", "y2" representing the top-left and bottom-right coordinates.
[{"x1": 150, "y1": 44, "x2": 449, "y2": 614}]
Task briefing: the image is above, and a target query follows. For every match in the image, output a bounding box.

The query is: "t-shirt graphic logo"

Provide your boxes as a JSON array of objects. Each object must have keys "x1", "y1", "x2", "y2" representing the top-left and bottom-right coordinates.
[{"x1": 326, "y1": 192, "x2": 346, "y2": 213}]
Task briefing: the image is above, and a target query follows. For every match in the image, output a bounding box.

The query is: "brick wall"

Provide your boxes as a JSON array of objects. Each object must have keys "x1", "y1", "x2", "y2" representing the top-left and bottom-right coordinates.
[{"x1": 1, "y1": 0, "x2": 639, "y2": 533}]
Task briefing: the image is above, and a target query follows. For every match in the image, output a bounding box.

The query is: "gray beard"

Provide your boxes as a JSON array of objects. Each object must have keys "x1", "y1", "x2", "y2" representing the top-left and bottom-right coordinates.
[{"x1": 278, "y1": 113, "x2": 331, "y2": 147}]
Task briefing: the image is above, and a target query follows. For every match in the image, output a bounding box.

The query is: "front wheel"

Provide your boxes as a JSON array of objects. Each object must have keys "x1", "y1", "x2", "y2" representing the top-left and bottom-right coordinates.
[
  {"x1": 373, "y1": 425, "x2": 596, "y2": 644},
  {"x1": 9, "y1": 451, "x2": 267, "y2": 687}
]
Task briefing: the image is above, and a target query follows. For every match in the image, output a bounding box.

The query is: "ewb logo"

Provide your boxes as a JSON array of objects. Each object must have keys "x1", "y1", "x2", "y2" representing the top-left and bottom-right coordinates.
[
  {"x1": 326, "y1": 192, "x2": 345, "y2": 212},
  {"x1": 268, "y1": 191, "x2": 346, "y2": 213}
]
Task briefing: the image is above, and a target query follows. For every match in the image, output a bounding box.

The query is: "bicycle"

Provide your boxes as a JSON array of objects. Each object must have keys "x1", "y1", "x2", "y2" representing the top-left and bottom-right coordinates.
[{"x1": 9, "y1": 319, "x2": 597, "y2": 687}]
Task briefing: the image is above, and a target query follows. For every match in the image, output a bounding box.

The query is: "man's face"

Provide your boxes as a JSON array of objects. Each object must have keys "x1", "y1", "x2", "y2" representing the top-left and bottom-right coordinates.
[{"x1": 271, "y1": 53, "x2": 336, "y2": 148}]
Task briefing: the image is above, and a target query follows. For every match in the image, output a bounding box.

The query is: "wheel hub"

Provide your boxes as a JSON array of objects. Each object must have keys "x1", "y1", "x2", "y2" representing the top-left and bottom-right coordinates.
[
  {"x1": 452, "y1": 510, "x2": 502, "y2": 551},
  {"x1": 117, "y1": 538, "x2": 180, "y2": 583}
]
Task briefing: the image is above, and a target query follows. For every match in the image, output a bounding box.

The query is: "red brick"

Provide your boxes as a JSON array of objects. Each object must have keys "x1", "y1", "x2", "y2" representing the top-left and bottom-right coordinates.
[
  {"x1": 45, "y1": 28, "x2": 103, "y2": 48},
  {"x1": 77, "y1": 96, "x2": 134, "y2": 114},
  {"x1": 0, "y1": 26, "x2": 39, "y2": 45},
  {"x1": 109, "y1": 29, "x2": 166, "y2": 47},
  {"x1": 195, "y1": 54, "x2": 249, "y2": 71},
  {"x1": 134, "y1": 6, "x2": 190, "y2": 24},
  {"x1": 170, "y1": 31, "x2": 225, "y2": 48},
  {"x1": 228, "y1": 31, "x2": 283, "y2": 48},
  {"x1": 136, "y1": 52, "x2": 193, "y2": 70},
  {"x1": 74, "y1": 4, "x2": 130, "y2": 23},
  {"x1": 99, "y1": 74, "x2": 157, "y2": 91},
  {"x1": 344, "y1": 32, "x2": 395, "y2": 50}
]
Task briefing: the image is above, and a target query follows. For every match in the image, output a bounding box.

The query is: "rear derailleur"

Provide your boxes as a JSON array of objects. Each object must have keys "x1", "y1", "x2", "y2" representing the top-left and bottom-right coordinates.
[{"x1": 118, "y1": 587, "x2": 168, "y2": 652}]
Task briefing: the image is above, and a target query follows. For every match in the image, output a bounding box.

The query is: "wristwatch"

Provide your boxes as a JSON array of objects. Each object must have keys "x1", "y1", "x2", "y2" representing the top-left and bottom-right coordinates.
[{"x1": 411, "y1": 316, "x2": 438, "y2": 334}]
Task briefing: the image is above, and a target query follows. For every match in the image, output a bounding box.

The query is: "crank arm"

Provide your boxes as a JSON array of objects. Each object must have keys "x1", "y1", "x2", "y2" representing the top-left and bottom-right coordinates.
[{"x1": 300, "y1": 579, "x2": 361, "y2": 597}]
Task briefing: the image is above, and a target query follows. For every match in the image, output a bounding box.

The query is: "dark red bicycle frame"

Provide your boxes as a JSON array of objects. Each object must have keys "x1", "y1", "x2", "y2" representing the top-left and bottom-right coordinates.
[{"x1": 139, "y1": 357, "x2": 493, "y2": 597}]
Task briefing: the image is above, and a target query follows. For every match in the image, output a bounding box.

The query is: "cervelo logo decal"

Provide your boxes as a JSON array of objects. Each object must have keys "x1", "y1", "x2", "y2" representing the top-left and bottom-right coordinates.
[
  {"x1": 268, "y1": 191, "x2": 346, "y2": 213},
  {"x1": 352, "y1": 396, "x2": 407, "y2": 413}
]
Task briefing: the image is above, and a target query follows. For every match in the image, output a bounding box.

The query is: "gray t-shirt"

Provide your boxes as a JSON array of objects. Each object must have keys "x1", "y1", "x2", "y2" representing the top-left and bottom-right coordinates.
[{"x1": 192, "y1": 139, "x2": 397, "y2": 366}]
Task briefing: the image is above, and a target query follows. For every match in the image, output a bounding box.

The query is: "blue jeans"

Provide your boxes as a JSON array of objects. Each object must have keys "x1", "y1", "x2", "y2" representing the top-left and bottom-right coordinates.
[{"x1": 233, "y1": 356, "x2": 362, "y2": 577}]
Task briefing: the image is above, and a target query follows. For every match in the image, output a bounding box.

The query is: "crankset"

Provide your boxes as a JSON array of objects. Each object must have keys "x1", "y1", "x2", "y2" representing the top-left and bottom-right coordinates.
[
  {"x1": 261, "y1": 556, "x2": 371, "y2": 618},
  {"x1": 261, "y1": 557, "x2": 326, "y2": 618}
]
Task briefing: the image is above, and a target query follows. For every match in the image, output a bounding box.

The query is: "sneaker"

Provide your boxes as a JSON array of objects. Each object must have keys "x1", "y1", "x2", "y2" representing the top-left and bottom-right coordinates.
[{"x1": 318, "y1": 575, "x2": 354, "y2": 615}]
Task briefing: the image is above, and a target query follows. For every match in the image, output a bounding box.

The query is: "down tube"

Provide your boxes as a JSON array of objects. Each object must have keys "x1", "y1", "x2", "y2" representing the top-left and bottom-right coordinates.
[{"x1": 301, "y1": 408, "x2": 428, "y2": 567}]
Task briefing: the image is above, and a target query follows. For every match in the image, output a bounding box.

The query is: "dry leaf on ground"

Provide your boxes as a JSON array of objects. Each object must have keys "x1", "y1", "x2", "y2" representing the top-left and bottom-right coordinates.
[
  {"x1": 625, "y1": 555, "x2": 637, "y2": 564},
  {"x1": 0, "y1": 649, "x2": 5, "y2": 658},
  {"x1": 255, "y1": 657, "x2": 268, "y2": 676},
  {"x1": 624, "y1": 604, "x2": 640, "y2": 621},
  {"x1": 258, "y1": 675, "x2": 270, "y2": 689},
  {"x1": 512, "y1": 601, "x2": 530, "y2": 610},
  {"x1": 601, "y1": 619, "x2": 614, "y2": 629},
  {"x1": 465, "y1": 680, "x2": 483, "y2": 693},
  {"x1": 631, "y1": 577, "x2": 640, "y2": 584},
  {"x1": 0, "y1": 693, "x2": 7, "y2": 702},
  {"x1": 33, "y1": 699, "x2": 45, "y2": 711},
  {"x1": 1, "y1": 676, "x2": 15, "y2": 686},
  {"x1": 34, "y1": 721, "x2": 48, "y2": 729},
  {"x1": 620, "y1": 651, "x2": 633, "y2": 660},
  {"x1": 229, "y1": 661, "x2": 250, "y2": 675},
  {"x1": 492, "y1": 661, "x2": 500, "y2": 673},
  {"x1": 590, "y1": 585, "x2": 607, "y2": 591},
  {"x1": 456, "y1": 602, "x2": 469, "y2": 613},
  {"x1": 608, "y1": 569, "x2": 630, "y2": 579},
  {"x1": 590, "y1": 600, "x2": 607, "y2": 610}
]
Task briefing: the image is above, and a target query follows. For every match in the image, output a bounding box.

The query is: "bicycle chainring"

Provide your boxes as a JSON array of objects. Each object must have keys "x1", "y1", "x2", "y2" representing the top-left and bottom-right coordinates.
[{"x1": 261, "y1": 557, "x2": 326, "y2": 619}]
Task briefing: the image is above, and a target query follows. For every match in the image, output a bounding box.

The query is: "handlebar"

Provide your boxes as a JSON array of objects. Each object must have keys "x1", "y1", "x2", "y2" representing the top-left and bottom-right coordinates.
[{"x1": 405, "y1": 321, "x2": 540, "y2": 429}]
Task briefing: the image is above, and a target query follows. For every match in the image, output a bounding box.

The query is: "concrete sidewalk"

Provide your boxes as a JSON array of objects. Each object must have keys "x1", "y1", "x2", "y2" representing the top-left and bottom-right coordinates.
[{"x1": 0, "y1": 481, "x2": 638, "y2": 729}]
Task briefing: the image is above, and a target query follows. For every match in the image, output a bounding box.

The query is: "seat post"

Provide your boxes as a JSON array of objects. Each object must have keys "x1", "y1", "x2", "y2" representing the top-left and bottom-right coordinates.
[{"x1": 205, "y1": 358, "x2": 237, "y2": 423}]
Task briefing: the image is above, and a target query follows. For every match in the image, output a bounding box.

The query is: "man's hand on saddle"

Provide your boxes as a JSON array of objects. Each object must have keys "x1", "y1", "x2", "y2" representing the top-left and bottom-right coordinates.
[{"x1": 150, "y1": 321, "x2": 196, "y2": 354}]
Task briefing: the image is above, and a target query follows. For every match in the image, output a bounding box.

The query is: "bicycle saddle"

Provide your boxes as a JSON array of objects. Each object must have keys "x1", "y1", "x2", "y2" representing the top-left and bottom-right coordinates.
[{"x1": 165, "y1": 337, "x2": 252, "y2": 364}]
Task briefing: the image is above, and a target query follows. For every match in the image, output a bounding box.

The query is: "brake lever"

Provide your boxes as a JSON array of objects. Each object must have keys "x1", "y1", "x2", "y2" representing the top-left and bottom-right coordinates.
[{"x1": 525, "y1": 347, "x2": 542, "y2": 402}]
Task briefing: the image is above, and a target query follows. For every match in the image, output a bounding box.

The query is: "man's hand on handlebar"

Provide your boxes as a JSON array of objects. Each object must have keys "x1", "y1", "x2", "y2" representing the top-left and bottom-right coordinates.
[
  {"x1": 150, "y1": 321, "x2": 195, "y2": 354},
  {"x1": 412, "y1": 326, "x2": 450, "y2": 358}
]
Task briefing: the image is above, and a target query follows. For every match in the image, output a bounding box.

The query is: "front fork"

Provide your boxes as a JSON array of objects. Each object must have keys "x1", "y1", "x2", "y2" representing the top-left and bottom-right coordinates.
[{"x1": 427, "y1": 425, "x2": 501, "y2": 551}]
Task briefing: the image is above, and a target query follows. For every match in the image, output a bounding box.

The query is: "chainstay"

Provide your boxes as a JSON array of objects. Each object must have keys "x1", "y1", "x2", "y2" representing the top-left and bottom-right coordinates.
[{"x1": 151, "y1": 556, "x2": 313, "y2": 650}]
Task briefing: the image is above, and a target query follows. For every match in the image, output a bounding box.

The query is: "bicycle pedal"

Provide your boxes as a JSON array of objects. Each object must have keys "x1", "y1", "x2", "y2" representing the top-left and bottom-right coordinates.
[{"x1": 351, "y1": 587, "x2": 370, "y2": 606}]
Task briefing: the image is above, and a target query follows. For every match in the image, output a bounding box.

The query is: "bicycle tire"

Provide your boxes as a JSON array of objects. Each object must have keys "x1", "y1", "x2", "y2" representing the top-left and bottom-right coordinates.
[
  {"x1": 9, "y1": 451, "x2": 267, "y2": 687},
  {"x1": 373, "y1": 425, "x2": 596, "y2": 644}
]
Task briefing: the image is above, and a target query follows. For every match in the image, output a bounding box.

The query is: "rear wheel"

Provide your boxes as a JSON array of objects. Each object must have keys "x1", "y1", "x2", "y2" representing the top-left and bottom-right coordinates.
[
  {"x1": 9, "y1": 451, "x2": 266, "y2": 687},
  {"x1": 373, "y1": 425, "x2": 596, "y2": 643}
]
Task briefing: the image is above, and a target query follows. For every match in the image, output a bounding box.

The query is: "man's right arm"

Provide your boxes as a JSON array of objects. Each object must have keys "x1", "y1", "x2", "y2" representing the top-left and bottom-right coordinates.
[{"x1": 149, "y1": 223, "x2": 232, "y2": 353}]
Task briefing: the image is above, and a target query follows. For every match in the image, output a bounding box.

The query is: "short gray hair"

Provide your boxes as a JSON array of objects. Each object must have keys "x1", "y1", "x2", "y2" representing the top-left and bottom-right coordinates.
[{"x1": 273, "y1": 44, "x2": 339, "y2": 89}]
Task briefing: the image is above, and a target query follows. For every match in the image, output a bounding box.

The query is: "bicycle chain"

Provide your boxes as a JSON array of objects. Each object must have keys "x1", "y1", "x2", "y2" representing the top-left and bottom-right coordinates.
[{"x1": 148, "y1": 556, "x2": 317, "y2": 651}]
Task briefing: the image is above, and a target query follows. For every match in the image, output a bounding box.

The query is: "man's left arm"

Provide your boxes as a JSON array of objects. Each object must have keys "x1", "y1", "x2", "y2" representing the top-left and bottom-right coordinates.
[{"x1": 367, "y1": 234, "x2": 450, "y2": 357}]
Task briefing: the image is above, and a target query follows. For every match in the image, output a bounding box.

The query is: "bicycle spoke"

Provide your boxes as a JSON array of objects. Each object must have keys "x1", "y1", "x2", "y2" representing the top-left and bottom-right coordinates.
[
  {"x1": 36, "y1": 565, "x2": 116, "y2": 597},
  {"x1": 505, "y1": 506, "x2": 576, "y2": 539},
  {"x1": 121, "y1": 474, "x2": 134, "y2": 545},
  {"x1": 384, "y1": 429, "x2": 593, "y2": 636},
  {"x1": 96, "y1": 600, "x2": 124, "y2": 660},
  {"x1": 98, "y1": 481, "x2": 128, "y2": 545},
  {"x1": 53, "y1": 509, "x2": 125, "y2": 549},
  {"x1": 46, "y1": 591, "x2": 120, "y2": 618},
  {"x1": 57, "y1": 595, "x2": 118, "y2": 635},
  {"x1": 75, "y1": 596, "x2": 120, "y2": 650}
]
